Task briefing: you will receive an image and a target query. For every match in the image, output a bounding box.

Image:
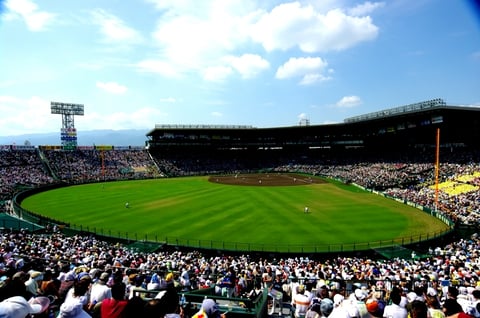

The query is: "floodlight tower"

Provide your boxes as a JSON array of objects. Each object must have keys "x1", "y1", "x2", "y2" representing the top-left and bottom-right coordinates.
[{"x1": 51, "y1": 101, "x2": 84, "y2": 149}]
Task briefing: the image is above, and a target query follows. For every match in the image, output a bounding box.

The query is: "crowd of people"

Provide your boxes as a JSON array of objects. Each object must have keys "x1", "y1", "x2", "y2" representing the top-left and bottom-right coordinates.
[
  {"x1": 0, "y1": 229, "x2": 478, "y2": 317},
  {"x1": 0, "y1": 148, "x2": 159, "y2": 211},
  {"x1": 0, "y1": 149, "x2": 54, "y2": 203},
  {"x1": 42, "y1": 148, "x2": 160, "y2": 182},
  {"x1": 1, "y1": 147, "x2": 480, "y2": 317}
]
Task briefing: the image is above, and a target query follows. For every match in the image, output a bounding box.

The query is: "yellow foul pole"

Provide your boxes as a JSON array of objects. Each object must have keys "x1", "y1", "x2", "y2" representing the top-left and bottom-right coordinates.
[{"x1": 434, "y1": 128, "x2": 440, "y2": 211}]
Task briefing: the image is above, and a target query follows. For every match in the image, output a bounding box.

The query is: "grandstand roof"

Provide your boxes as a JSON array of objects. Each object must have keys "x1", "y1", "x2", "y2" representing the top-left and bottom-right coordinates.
[{"x1": 146, "y1": 100, "x2": 480, "y2": 151}]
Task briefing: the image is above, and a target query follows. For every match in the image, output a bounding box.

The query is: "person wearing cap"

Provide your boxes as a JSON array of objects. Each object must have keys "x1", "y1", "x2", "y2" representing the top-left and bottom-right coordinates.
[
  {"x1": 0, "y1": 296, "x2": 43, "y2": 318},
  {"x1": 88, "y1": 272, "x2": 111, "y2": 312},
  {"x1": 365, "y1": 299, "x2": 385, "y2": 318},
  {"x1": 154, "y1": 272, "x2": 180, "y2": 318},
  {"x1": 25, "y1": 271, "x2": 43, "y2": 296},
  {"x1": 147, "y1": 273, "x2": 161, "y2": 291},
  {"x1": 57, "y1": 297, "x2": 91, "y2": 318},
  {"x1": 425, "y1": 287, "x2": 445, "y2": 318},
  {"x1": 29, "y1": 296, "x2": 52, "y2": 316},
  {"x1": 192, "y1": 298, "x2": 226, "y2": 318},
  {"x1": 346, "y1": 287, "x2": 369, "y2": 318},
  {"x1": 320, "y1": 298, "x2": 334, "y2": 317},
  {"x1": 58, "y1": 270, "x2": 77, "y2": 304},
  {"x1": 329, "y1": 294, "x2": 350, "y2": 318},
  {"x1": 293, "y1": 285, "x2": 311, "y2": 318}
]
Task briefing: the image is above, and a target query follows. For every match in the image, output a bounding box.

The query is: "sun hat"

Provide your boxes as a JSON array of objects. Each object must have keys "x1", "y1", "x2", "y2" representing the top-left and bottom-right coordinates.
[
  {"x1": 58, "y1": 299, "x2": 91, "y2": 318},
  {"x1": 28, "y1": 296, "x2": 51, "y2": 313},
  {"x1": 333, "y1": 294, "x2": 344, "y2": 306},
  {"x1": 0, "y1": 296, "x2": 43, "y2": 318}
]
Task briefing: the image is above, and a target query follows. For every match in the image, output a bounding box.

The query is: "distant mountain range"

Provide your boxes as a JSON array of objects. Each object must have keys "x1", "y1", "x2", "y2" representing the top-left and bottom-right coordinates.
[{"x1": 0, "y1": 129, "x2": 149, "y2": 147}]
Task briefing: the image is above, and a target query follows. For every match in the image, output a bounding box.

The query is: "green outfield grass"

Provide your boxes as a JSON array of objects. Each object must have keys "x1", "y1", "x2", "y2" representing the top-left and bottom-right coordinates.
[{"x1": 20, "y1": 176, "x2": 449, "y2": 252}]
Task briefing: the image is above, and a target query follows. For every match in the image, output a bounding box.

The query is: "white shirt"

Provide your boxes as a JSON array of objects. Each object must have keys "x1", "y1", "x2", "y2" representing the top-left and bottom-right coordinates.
[
  {"x1": 383, "y1": 303, "x2": 408, "y2": 318},
  {"x1": 89, "y1": 282, "x2": 111, "y2": 304},
  {"x1": 294, "y1": 293, "x2": 311, "y2": 318}
]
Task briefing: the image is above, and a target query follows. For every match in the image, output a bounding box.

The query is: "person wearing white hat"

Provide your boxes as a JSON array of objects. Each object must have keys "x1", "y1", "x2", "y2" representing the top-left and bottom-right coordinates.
[
  {"x1": 0, "y1": 296, "x2": 43, "y2": 318},
  {"x1": 25, "y1": 271, "x2": 43, "y2": 296},
  {"x1": 57, "y1": 298, "x2": 91, "y2": 318},
  {"x1": 329, "y1": 294, "x2": 350, "y2": 318}
]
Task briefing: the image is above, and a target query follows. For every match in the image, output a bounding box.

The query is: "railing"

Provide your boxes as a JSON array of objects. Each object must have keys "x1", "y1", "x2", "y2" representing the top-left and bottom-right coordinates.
[{"x1": 51, "y1": 222, "x2": 453, "y2": 254}]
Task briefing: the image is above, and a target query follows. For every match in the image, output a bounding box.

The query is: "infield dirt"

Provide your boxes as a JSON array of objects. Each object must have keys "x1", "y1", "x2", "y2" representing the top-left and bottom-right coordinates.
[{"x1": 208, "y1": 173, "x2": 326, "y2": 186}]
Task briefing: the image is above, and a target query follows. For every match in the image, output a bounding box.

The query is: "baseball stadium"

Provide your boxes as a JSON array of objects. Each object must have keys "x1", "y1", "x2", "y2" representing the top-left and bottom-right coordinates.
[{"x1": 1, "y1": 98, "x2": 480, "y2": 317}]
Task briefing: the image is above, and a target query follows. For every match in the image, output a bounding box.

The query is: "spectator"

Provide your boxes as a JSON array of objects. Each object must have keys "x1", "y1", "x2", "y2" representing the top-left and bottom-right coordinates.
[
  {"x1": 409, "y1": 300, "x2": 428, "y2": 318},
  {"x1": 88, "y1": 272, "x2": 111, "y2": 312},
  {"x1": 93, "y1": 282, "x2": 127, "y2": 318}
]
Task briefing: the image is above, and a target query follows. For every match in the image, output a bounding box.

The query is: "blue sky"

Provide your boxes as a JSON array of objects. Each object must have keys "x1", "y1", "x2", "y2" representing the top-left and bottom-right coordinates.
[{"x1": 0, "y1": 0, "x2": 479, "y2": 136}]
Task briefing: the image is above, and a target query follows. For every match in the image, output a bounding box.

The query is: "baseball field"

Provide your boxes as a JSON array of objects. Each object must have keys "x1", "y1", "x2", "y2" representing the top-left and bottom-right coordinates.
[{"x1": 20, "y1": 173, "x2": 449, "y2": 253}]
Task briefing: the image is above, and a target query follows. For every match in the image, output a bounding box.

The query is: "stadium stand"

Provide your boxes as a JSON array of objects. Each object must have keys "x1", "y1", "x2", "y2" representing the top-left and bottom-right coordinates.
[{"x1": 0, "y1": 100, "x2": 480, "y2": 317}]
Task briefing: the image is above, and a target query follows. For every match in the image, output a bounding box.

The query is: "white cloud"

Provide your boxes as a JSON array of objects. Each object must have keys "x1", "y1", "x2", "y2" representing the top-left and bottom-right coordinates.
[
  {"x1": 91, "y1": 9, "x2": 143, "y2": 44},
  {"x1": 151, "y1": 4, "x2": 252, "y2": 70},
  {"x1": 348, "y1": 1, "x2": 385, "y2": 16},
  {"x1": 211, "y1": 111, "x2": 223, "y2": 117},
  {"x1": 226, "y1": 54, "x2": 270, "y2": 79},
  {"x1": 5, "y1": 0, "x2": 55, "y2": 31},
  {"x1": 0, "y1": 95, "x2": 57, "y2": 135},
  {"x1": 297, "y1": 113, "x2": 312, "y2": 125},
  {"x1": 300, "y1": 73, "x2": 331, "y2": 86},
  {"x1": 336, "y1": 96, "x2": 362, "y2": 108},
  {"x1": 276, "y1": 57, "x2": 330, "y2": 85},
  {"x1": 203, "y1": 66, "x2": 233, "y2": 82},
  {"x1": 250, "y1": 2, "x2": 379, "y2": 53},
  {"x1": 96, "y1": 81, "x2": 128, "y2": 95},
  {"x1": 142, "y1": 1, "x2": 379, "y2": 81},
  {"x1": 298, "y1": 112, "x2": 308, "y2": 120},
  {"x1": 79, "y1": 107, "x2": 167, "y2": 131},
  {"x1": 276, "y1": 57, "x2": 328, "y2": 79},
  {"x1": 0, "y1": 95, "x2": 168, "y2": 135},
  {"x1": 144, "y1": 1, "x2": 262, "y2": 79},
  {"x1": 136, "y1": 59, "x2": 180, "y2": 78}
]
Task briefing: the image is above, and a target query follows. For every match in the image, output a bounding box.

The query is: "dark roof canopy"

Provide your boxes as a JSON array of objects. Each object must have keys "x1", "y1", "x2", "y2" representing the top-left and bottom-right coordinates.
[{"x1": 146, "y1": 100, "x2": 480, "y2": 152}]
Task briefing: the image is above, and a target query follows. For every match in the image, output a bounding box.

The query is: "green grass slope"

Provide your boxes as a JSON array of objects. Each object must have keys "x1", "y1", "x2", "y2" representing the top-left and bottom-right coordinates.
[{"x1": 21, "y1": 177, "x2": 449, "y2": 252}]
